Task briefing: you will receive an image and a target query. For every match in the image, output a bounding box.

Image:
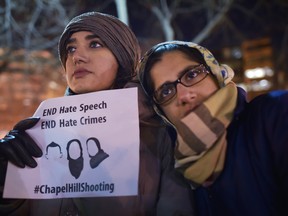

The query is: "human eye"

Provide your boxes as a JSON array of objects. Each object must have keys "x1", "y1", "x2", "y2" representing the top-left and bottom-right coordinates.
[
  {"x1": 158, "y1": 84, "x2": 174, "y2": 100},
  {"x1": 184, "y1": 69, "x2": 199, "y2": 81},
  {"x1": 90, "y1": 40, "x2": 103, "y2": 48},
  {"x1": 66, "y1": 46, "x2": 76, "y2": 54}
]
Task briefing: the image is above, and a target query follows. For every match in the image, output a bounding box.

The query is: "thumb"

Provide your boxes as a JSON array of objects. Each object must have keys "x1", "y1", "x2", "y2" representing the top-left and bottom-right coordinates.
[{"x1": 13, "y1": 117, "x2": 40, "y2": 131}]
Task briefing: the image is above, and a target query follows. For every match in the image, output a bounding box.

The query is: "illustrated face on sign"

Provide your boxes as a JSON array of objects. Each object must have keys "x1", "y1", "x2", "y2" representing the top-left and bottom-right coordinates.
[
  {"x1": 66, "y1": 139, "x2": 84, "y2": 179},
  {"x1": 64, "y1": 31, "x2": 119, "y2": 94}
]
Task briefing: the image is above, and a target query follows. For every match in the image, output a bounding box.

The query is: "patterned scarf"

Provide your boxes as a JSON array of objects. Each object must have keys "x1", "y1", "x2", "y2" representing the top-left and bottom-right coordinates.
[{"x1": 174, "y1": 82, "x2": 238, "y2": 187}]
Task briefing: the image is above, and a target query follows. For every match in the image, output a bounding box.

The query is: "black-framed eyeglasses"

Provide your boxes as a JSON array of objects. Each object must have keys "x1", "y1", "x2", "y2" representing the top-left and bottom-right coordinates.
[{"x1": 153, "y1": 64, "x2": 210, "y2": 105}]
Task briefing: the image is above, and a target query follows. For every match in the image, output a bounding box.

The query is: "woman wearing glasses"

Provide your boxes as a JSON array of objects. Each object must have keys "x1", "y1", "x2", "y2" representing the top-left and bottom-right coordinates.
[{"x1": 139, "y1": 40, "x2": 288, "y2": 216}]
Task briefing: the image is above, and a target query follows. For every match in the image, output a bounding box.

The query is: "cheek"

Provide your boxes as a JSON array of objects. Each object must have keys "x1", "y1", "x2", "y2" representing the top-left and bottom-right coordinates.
[
  {"x1": 102, "y1": 71, "x2": 117, "y2": 85},
  {"x1": 64, "y1": 69, "x2": 72, "y2": 84},
  {"x1": 202, "y1": 81, "x2": 219, "y2": 98},
  {"x1": 98, "y1": 55, "x2": 118, "y2": 76},
  {"x1": 161, "y1": 105, "x2": 178, "y2": 125},
  {"x1": 100, "y1": 60, "x2": 118, "y2": 80},
  {"x1": 64, "y1": 61, "x2": 73, "y2": 77}
]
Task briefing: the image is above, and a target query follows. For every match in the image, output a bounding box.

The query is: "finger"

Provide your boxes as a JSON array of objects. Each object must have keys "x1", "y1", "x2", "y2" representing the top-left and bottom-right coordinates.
[
  {"x1": 10, "y1": 136, "x2": 38, "y2": 168},
  {"x1": 16, "y1": 131, "x2": 43, "y2": 158},
  {"x1": 0, "y1": 135, "x2": 25, "y2": 168},
  {"x1": 13, "y1": 117, "x2": 40, "y2": 131}
]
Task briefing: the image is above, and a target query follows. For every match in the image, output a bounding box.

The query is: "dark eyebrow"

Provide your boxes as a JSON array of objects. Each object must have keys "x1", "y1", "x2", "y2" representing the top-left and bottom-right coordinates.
[
  {"x1": 66, "y1": 37, "x2": 75, "y2": 45},
  {"x1": 178, "y1": 66, "x2": 192, "y2": 77},
  {"x1": 66, "y1": 34, "x2": 101, "y2": 46},
  {"x1": 179, "y1": 64, "x2": 201, "y2": 77},
  {"x1": 156, "y1": 64, "x2": 200, "y2": 90},
  {"x1": 86, "y1": 34, "x2": 100, "y2": 40},
  {"x1": 156, "y1": 66, "x2": 188, "y2": 90}
]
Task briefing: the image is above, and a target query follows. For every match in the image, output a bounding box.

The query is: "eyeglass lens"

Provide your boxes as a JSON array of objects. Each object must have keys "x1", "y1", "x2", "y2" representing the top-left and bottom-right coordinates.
[{"x1": 154, "y1": 64, "x2": 209, "y2": 104}]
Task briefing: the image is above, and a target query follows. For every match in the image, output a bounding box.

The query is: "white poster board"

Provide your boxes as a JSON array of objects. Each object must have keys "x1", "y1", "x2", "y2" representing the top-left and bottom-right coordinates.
[{"x1": 4, "y1": 88, "x2": 140, "y2": 199}]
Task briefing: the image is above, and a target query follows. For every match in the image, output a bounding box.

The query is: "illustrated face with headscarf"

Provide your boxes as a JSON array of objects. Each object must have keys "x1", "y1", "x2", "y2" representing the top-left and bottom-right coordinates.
[
  {"x1": 58, "y1": 12, "x2": 141, "y2": 94},
  {"x1": 139, "y1": 41, "x2": 234, "y2": 127}
]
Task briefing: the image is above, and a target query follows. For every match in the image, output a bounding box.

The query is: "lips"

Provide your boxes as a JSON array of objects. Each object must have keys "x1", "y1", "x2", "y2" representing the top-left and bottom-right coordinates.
[{"x1": 73, "y1": 68, "x2": 91, "y2": 78}]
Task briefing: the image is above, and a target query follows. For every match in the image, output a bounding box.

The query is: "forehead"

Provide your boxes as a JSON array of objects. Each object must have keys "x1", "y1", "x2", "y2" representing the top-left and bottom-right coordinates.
[
  {"x1": 67, "y1": 31, "x2": 99, "y2": 43},
  {"x1": 150, "y1": 50, "x2": 198, "y2": 88}
]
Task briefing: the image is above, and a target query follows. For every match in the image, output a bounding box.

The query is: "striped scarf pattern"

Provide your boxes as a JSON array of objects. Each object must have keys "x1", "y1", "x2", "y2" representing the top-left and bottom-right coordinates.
[{"x1": 174, "y1": 82, "x2": 238, "y2": 187}]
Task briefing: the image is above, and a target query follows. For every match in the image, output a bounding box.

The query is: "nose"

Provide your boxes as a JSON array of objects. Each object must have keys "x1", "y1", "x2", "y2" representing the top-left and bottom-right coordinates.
[
  {"x1": 176, "y1": 83, "x2": 195, "y2": 105},
  {"x1": 72, "y1": 49, "x2": 88, "y2": 65}
]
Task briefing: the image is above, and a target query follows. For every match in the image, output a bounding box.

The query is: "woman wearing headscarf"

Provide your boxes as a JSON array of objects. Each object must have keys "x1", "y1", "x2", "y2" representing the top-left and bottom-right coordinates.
[
  {"x1": 138, "y1": 40, "x2": 288, "y2": 216},
  {"x1": 0, "y1": 14, "x2": 195, "y2": 216}
]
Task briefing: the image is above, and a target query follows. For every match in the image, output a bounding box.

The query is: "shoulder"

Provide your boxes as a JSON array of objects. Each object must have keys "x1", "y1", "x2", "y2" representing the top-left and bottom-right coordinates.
[
  {"x1": 236, "y1": 90, "x2": 288, "y2": 128},
  {"x1": 248, "y1": 90, "x2": 288, "y2": 112},
  {"x1": 243, "y1": 90, "x2": 288, "y2": 133},
  {"x1": 251, "y1": 90, "x2": 288, "y2": 104}
]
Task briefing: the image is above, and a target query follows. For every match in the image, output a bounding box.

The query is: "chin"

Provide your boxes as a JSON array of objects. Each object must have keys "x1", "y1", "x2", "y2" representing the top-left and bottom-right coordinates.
[
  {"x1": 73, "y1": 84, "x2": 112, "y2": 94},
  {"x1": 72, "y1": 88, "x2": 90, "y2": 94}
]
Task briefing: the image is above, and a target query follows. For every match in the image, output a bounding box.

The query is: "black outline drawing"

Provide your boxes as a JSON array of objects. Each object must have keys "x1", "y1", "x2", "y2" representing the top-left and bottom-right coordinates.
[
  {"x1": 66, "y1": 139, "x2": 84, "y2": 179},
  {"x1": 86, "y1": 137, "x2": 109, "y2": 169},
  {"x1": 45, "y1": 142, "x2": 63, "y2": 159}
]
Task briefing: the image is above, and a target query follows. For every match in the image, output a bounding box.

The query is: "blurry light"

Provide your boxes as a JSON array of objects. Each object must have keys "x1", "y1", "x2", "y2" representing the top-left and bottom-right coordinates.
[
  {"x1": 231, "y1": 48, "x2": 242, "y2": 59},
  {"x1": 49, "y1": 81, "x2": 59, "y2": 90},
  {"x1": 249, "y1": 79, "x2": 272, "y2": 91},
  {"x1": 245, "y1": 68, "x2": 265, "y2": 78},
  {"x1": 265, "y1": 67, "x2": 274, "y2": 76},
  {"x1": 259, "y1": 79, "x2": 270, "y2": 87},
  {"x1": 245, "y1": 67, "x2": 274, "y2": 79}
]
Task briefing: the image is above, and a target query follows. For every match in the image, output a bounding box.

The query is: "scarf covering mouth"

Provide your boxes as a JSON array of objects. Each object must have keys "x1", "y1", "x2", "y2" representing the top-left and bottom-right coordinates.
[
  {"x1": 175, "y1": 82, "x2": 238, "y2": 187},
  {"x1": 58, "y1": 11, "x2": 141, "y2": 82}
]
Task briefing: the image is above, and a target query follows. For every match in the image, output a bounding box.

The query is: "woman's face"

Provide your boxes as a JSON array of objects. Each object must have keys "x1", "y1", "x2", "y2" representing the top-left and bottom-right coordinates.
[
  {"x1": 65, "y1": 31, "x2": 118, "y2": 94},
  {"x1": 150, "y1": 50, "x2": 219, "y2": 125}
]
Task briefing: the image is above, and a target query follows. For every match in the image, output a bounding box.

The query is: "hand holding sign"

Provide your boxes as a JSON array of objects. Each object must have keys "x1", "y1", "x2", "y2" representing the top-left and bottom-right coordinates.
[{"x1": 0, "y1": 117, "x2": 42, "y2": 168}]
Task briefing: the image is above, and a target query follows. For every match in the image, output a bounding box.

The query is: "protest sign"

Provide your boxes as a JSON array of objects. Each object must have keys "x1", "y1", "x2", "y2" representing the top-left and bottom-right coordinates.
[{"x1": 4, "y1": 88, "x2": 139, "y2": 199}]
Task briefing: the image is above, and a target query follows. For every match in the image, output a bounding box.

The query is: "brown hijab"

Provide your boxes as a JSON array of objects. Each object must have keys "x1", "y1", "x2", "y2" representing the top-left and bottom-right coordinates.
[{"x1": 58, "y1": 11, "x2": 141, "y2": 88}]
